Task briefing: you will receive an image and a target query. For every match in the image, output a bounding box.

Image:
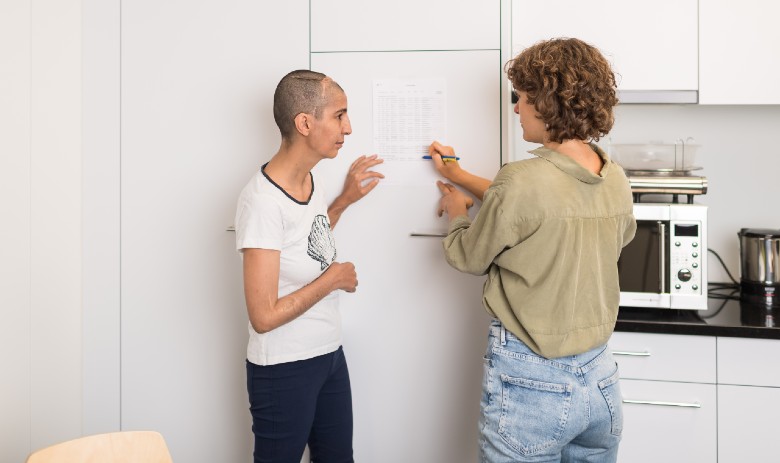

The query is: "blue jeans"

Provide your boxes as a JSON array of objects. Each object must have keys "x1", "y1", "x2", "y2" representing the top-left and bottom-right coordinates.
[
  {"x1": 479, "y1": 320, "x2": 623, "y2": 463},
  {"x1": 246, "y1": 346, "x2": 353, "y2": 463}
]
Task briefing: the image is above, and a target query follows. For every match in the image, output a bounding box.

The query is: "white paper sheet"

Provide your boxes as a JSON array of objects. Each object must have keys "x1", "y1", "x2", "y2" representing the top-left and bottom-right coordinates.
[{"x1": 372, "y1": 79, "x2": 446, "y2": 186}]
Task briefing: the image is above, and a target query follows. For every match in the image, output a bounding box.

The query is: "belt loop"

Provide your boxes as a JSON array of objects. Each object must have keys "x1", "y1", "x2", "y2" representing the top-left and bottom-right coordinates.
[{"x1": 500, "y1": 324, "x2": 507, "y2": 346}]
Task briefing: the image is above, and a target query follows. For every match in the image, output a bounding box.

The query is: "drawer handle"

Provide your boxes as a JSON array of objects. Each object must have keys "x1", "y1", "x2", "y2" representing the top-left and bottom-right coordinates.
[
  {"x1": 612, "y1": 350, "x2": 651, "y2": 357},
  {"x1": 410, "y1": 232, "x2": 447, "y2": 237},
  {"x1": 623, "y1": 399, "x2": 701, "y2": 408}
]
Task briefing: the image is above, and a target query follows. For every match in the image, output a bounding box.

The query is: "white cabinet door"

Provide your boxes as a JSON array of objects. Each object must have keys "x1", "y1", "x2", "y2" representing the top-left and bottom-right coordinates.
[
  {"x1": 511, "y1": 0, "x2": 697, "y2": 95},
  {"x1": 618, "y1": 380, "x2": 717, "y2": 463},
  {"x1": 311, "y1": 50, "x2": 500, "y2": 463},
  {"x1": 700, "y1": 0, "x2": 780, "y2": 104},
  {"x1": 718, "y1": 337, "x2": 780, "y2": 387},
  {"x1": 311, "y1": 0, "x2": 499, "y2": 52},
  {"x1": 718, "y1": 384, "x2": 780, "y2": 462},
  {"x1": 121, "y1": 2, "x2": 309, "y2": 462},
  {"x1": 610, "y1": 332, "x2": 716, "y2": 384}
]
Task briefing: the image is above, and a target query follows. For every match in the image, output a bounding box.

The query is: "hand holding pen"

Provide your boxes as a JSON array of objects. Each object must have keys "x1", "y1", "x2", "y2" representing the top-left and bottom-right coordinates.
[
  {"x1": 426, "y1": 141, "x2": 493, "y2": 203},
  {"x1": 426, "y1": 141, "x2": 465, "y2": 184}
]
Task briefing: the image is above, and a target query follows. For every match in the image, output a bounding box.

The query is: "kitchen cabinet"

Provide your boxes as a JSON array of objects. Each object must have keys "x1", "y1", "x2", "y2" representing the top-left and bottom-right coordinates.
[
  {"x1": 610, "y1": 332, "x2": 780, "y2": 462},
  {"x1": 699, "y1": 0, "x2": 780, "y2": 104},
  {"x1": 511, "y1": 0, "x2": 698, "y2": 103},
  {"x1": 619, "y1": 380, "x2": 717, "y2": 463},
  {"x1": 311, "y1": 49, "x2": 500, "y2": 463},
  {"x1": 609, "y1": 332, "x2": 717, "y2": 463},
  {"x1": 718, "y1": 385, "x2": 780, "y2": 462},
  {"x1": 609, "y1": 332, "x2": 716, "y2": 383},
  {"x1": 119, "y1": 1, "x2": 309, "y2": 462},
  {"x1": 311, "y1": 0, "x2": 499, "y2": 52},
  {"x1": 717, "y1": 337, "x2": 780, "y2": 462},
  {"x1": 717, "y1": 337, "x2": 780, "y2": 386}
]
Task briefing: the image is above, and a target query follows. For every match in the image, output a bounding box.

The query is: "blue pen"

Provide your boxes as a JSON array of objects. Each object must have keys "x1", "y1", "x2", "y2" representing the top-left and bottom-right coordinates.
[{"x1": 422, "y1": 155, "x2": 460, "y2": 161}]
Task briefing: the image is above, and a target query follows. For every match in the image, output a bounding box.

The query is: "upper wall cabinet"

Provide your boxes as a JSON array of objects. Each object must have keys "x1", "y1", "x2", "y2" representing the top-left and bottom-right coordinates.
[
  {"x1": 311, "y1": 0, "x2": 499, "y2": 52},
  {"x1": 699, "y1": 1, "x2": 780, "y2": 104},
  {"x1": 511, "y1": 0, "x2": 698, "y2": 103}
]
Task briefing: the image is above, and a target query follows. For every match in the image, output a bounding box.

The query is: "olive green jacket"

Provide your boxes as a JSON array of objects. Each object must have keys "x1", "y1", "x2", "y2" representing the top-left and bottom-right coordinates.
[{"x1": 443, "y1": 145, "x2": 636, "y2": 359}]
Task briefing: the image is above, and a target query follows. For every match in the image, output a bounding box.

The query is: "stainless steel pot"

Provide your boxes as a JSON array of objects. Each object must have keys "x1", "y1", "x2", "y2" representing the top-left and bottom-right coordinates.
[{"x1": 739, "y1": 228, "x2": 780, "y2": 285}]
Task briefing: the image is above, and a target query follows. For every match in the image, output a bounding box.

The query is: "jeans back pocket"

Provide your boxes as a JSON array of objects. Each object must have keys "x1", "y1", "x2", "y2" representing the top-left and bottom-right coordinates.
[{"x1": 497, "y1": 374, "x2": 572, "y2": 456}]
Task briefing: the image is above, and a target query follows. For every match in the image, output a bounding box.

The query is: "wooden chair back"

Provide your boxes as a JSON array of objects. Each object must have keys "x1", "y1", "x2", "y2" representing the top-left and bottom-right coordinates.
[{"x1": 25, "y1": 430, "x2": 173, "y2": 463}]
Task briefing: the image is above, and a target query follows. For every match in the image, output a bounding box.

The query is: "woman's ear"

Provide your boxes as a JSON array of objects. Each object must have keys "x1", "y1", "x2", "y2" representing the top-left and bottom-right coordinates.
[{"x1": 294, "y1": 112, "x2": 311, "y2": 137}]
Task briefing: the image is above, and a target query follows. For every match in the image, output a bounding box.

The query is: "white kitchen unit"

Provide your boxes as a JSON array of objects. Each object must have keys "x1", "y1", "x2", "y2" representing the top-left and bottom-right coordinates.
[
  {"x1": 311, "y1": 49, "x2": 500, "y2": 463},
  {"x1": 311, "y1": 0, "x2": 499, "y2": 52},
  {"x1": 718, "y1": 385, "x2": 780, "y2": 462},
  {"x1": 610, "y1": 332, "x2": 716, "y2": 384},
  {"x1": 619, "y1": 380, "x2": 717, "y2": 463},
  {"x1": 611, "y1": 331, "x2": 780, "y2": 462},
  {"x1": 609, "y1": 332, "x2": 717, "y2": 463},
  {"x1": 699, "y1": 0, "x2": 780, "y2": 104},
  {"x1": 511, "y1": 0, "x2": 698, "y2": 103},
  {"x1": 717, "y1": 337, "x2": 780, "y2": 462},
  {"x1": 120, "y1": 1, "x2": 309, "y2": 462},
  {"x1": 718, "y1": 337, "x2": 780, "y2": 386}
]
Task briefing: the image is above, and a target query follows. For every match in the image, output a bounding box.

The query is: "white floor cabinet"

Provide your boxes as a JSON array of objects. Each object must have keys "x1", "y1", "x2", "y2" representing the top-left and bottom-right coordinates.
[
  {"x1": 610, "y1": 331, "x2": 780, "y2": 462},
  {"x1": 609, "y1": 332, "x2": 717, "y2": 462},
  {"x1": 119, "y1": 2, "x2": 309, "y2": 461},
  {"x1": 717, "y1": 337, "x2": 780, "y2": 462}
]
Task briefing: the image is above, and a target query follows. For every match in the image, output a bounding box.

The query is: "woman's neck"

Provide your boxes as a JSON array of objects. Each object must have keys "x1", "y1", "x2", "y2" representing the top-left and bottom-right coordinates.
[
  {"x1": 545, "y1": 139, "x2": 603, "y2": 174},
  {"x1": 263, "y1": 145, "x2": 317, "y2": 200}
]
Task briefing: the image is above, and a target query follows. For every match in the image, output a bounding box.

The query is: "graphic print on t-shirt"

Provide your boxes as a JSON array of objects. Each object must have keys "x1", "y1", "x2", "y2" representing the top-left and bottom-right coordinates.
[{"x1": 307, "y1": 214, "x2": 336, "y2": 270}]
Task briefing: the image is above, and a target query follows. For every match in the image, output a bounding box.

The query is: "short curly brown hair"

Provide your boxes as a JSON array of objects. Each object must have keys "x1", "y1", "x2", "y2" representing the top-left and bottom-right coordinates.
[{"x1": 505, "y1": 38, "x2": 618, "y2": 143}]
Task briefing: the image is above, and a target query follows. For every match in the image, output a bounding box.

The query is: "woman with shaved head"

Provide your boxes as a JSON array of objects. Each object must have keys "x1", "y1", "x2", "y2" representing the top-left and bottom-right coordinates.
[{"x1": 235, "y1": 70, "x2": 383, "y2": 463}]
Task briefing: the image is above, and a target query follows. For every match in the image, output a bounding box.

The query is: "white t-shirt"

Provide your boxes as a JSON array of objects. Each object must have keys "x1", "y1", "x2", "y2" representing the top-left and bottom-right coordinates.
[{"x1": 235, "y1": 164, "x2": 341, "y2": 366}]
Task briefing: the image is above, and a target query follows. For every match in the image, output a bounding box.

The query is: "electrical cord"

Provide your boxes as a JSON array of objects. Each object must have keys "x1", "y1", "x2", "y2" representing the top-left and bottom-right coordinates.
[
  {"x1": 707, "y1": 248, "x2": 739, "y2": 285},
  {"x1": 701, "y1": 247, "x2": 741, "y2": 319},
  {"x1": 700, "y1": 288, "x2": 739, "y2": 319}
]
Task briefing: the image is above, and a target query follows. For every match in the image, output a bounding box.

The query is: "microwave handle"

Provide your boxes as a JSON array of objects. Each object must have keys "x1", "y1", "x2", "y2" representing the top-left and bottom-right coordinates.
[{"x1": 657, "y1": 221, "x2": 666, "y2": 293}]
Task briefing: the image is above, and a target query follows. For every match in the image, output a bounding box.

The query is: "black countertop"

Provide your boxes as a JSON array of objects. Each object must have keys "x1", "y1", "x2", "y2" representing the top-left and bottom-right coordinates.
[{"x1": 616, "y1": 297, "x2": 780, "y2": 339}]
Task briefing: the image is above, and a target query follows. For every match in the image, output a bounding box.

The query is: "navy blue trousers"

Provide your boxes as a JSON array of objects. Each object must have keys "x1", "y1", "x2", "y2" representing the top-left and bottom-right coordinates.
[{"x1": 246, "y1": 346, "x2": 354, "y2": 463}]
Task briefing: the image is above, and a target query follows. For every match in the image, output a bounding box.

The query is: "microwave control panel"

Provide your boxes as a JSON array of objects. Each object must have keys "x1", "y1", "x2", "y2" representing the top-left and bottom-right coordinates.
[{"x1": 669, "y1": 221, "x2": 703, "y2": 294}]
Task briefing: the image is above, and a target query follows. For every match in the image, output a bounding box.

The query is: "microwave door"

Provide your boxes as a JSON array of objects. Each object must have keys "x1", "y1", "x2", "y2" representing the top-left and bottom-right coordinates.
[{"x1": 618, "y1": 220, "x2": 671, "y2": 308}]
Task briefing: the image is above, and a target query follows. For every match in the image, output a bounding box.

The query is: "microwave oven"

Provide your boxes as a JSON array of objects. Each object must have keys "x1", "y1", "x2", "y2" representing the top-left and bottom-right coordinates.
[{"x1": 618, "y1": 203, "x2": 707, "y2": 310}]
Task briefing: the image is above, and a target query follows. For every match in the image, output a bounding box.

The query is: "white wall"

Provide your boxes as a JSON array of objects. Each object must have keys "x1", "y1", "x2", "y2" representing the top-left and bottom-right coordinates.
[
  {"x1": 0, "y1": 0, "x2": 83, "y2": 460},
  {"x1": 0, "y1": 2, "x2": 32, "y2": 460}
]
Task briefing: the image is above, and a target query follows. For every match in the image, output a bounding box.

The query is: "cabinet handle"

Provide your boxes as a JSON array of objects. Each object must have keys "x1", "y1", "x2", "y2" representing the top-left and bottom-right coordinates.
[
  {"x1": 227, "y1": 226, "x2": 235, "y2": 232},
  {"x1": 612, "y1": 350, "x2": 651, "y2": 357},
  {"x1": 623, "y1": 399, "x2": 701, "y2": 408},
  {"x1": 410, "y1": 232, "x2": 447, "y2": 238}
]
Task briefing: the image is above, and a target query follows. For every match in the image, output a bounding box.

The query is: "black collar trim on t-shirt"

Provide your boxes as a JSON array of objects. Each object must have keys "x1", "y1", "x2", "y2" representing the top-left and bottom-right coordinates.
[{"x1": 260, "y1": 162, "x2": 314, "y2": 205}]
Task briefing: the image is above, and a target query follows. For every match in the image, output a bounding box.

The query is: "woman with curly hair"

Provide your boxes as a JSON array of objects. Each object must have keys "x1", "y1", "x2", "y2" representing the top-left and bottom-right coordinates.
[{"x1": 428, "y1": 38, "x2": 637, "y2": 462}]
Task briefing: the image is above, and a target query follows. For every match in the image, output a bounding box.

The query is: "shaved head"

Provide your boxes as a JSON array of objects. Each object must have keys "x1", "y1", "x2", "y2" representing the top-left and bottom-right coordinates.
[{"x1": 273, "y1": 69, "x2": 344, "y2": 140}]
